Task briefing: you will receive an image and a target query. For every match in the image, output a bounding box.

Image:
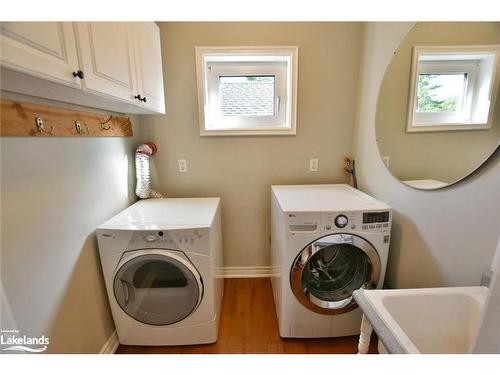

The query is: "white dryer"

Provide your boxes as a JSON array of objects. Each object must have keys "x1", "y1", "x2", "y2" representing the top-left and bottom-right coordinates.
[
  {"x1": 97, "y1": 198, "x2": 223, "y2": 346},
  {"x1": 271, "y1": 184, "x2": 391, "y2": 338}
]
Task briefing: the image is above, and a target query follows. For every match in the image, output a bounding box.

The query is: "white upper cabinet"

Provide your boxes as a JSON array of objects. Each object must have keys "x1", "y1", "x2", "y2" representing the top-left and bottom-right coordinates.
[
  {"x1": 0, "y1": 22, "x2": 165, "y2": 114},
  {"x1": 76, "y1": 22, "x2": 138, "y2": 104},
  {"x1": 132, "y1": 22, "x2": 166, "y2": 113},
  {"x1": 0, "y1": 22, "x2": 82, "y2": 88}
]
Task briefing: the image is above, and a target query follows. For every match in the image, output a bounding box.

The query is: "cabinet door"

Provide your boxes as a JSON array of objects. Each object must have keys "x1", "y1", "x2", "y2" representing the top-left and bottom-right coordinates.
[
  {"x1": 0, "y1": 22, "x2": 81, "y2": 88},
  {"x1": 133, "y1": 23, "x2": 166, "y2": 113},
  {"x1": 76, "y1": 22, "x2": 138, "y2": 103}
]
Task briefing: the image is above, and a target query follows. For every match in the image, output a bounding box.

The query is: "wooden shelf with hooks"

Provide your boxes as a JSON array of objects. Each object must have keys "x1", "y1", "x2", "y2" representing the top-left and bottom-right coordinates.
[{"x1": 0, "y1": 99, "x2": 133, "y2": 137}]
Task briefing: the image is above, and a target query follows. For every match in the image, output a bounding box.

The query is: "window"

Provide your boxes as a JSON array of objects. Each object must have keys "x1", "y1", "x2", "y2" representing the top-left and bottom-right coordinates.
[
  {"x1": 219, "y1": 76, "x2": 275, "y2": 116},
  {"x1": 195, "y1": 47, "x2": 298, "y2": 136},
  {"x1": 407, "y1": 46, "x2": 499, "y2": 132},
  {"x1": 417, "y1": 73, "x2": 467, "y2": 113}
]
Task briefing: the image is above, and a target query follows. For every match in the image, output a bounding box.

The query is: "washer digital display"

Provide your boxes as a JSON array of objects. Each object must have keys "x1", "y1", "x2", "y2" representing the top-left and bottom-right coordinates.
[{"x1": 363, "y1": 211, "x2": 390, "y2": 224}]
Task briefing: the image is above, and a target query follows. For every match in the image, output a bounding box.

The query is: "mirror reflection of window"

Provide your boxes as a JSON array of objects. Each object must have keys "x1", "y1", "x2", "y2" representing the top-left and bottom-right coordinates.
[
  {"x1": 407, "y1": 47, "x2": 499, "y2": 132},
  {"x1": 416, "y1": 73, "x2": 467, "y2": 113},
  {"x1": 375, "y1": 22, "x2": 500, "y2": 190}
]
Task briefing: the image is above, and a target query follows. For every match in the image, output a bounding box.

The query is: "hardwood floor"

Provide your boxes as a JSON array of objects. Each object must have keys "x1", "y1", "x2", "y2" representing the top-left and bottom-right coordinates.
[{"x1": 117, "y1": 278, "x2": 378, "y2": 354}]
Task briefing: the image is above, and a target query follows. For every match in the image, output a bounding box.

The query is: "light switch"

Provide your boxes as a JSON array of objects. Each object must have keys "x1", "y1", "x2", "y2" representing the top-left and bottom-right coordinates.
[
  {"x1": 309, "y1": 158, "x2": 319, "y2": 172},
  {"x1": 178, "y1": 159, "x2": 188, "y2": 172}
]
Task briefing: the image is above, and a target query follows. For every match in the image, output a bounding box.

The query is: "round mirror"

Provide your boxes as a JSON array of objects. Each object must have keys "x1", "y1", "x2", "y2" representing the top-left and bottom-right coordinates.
[{"x1": 376, "y1": 22, "x2": 500, "y2": 190}]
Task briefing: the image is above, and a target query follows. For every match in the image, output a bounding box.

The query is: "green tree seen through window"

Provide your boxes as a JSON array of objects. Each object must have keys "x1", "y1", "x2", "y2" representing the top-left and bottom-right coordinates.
[{"x1": 417, "y1": 74, "x2": 461, "y2": 112}]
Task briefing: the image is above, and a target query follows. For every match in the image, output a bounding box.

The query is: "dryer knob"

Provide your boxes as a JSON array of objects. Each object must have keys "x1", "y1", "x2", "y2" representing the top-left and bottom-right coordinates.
[
  {"x1": 145, "y1": 234, "x2": 156, "y2": 242},
  {"x1": 335, "y1": 215, "x2": 348, "y2": 228}
]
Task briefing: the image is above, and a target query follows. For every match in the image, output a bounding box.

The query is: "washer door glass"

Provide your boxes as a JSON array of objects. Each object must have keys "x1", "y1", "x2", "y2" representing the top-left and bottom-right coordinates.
[
  {"x1": 113, "y1": 252, "x2": 202, "y2": 326},
  {"x1": 291, "y1": 234, "x2": 380, "y2": 315}
]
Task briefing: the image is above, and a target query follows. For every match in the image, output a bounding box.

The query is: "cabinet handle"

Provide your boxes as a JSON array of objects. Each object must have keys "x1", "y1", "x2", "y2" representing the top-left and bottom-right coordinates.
[
  {"x1": 72, "y1": 70, "x2": 84, "y2": 79},
  {"x1": 141, "y1": 97, "x2": 147, "y2": 103},
  {"x1": 134, "y1": 94, "x2": 143, "y2": 101}
]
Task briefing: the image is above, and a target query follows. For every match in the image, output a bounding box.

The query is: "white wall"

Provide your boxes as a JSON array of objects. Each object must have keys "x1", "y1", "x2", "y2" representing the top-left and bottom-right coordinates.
[
  {"x1": 0, "y1": 93, "x2": 147, "y2": 353},
  {"x1": 354, "y1": 23, "x2": 500, "y2": 288}
]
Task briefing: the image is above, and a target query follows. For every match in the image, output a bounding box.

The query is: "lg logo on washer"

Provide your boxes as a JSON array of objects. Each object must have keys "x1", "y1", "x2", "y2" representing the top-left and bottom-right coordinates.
[{"x1": 1, "y1": 329, "x2": 49, "y2": 353}]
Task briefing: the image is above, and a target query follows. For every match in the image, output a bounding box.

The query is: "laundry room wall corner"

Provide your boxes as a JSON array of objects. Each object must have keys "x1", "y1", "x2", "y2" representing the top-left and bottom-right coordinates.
[{"x1": 0, "y1": 93, "x2": 150, "y2": 353}]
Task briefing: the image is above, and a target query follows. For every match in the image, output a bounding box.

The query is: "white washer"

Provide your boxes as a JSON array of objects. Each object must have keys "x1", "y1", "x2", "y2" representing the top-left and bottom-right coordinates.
[
  {"x1": 271, "y1": 184, "x2": 392, "y2": 338},
  {"x1": 97, "y1": 198, "x2": 223, "y2": 346}
]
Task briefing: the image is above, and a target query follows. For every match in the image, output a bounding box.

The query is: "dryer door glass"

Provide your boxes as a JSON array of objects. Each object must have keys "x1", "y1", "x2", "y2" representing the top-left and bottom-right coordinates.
[
  {"x1": 291, "y1": 234, "x2": 381, "y2": 315},
  {"x1": 113, "y1": 253, "x2": 203, "y2": 326}
]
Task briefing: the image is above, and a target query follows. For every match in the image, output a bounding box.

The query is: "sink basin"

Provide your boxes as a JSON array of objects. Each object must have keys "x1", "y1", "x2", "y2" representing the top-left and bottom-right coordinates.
[{"x1": 354, "y1": 286, "x2": 489, "y2": 354}]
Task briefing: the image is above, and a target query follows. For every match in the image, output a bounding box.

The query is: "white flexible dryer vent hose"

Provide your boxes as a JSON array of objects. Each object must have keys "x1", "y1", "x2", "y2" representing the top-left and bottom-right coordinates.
[{"x1": 135, "y1": 142, "x2": 164, "y2": 199}]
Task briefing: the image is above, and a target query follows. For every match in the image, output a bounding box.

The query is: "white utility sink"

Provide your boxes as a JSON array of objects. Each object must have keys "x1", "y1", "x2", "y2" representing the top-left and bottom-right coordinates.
[{"x1": 354, "y1": 286, "x2": 490, "y2": 354}]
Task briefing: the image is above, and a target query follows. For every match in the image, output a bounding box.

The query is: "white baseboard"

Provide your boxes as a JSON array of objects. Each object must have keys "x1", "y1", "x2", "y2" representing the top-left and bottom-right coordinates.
[
  {"x1": 222, "y1": 266, "x2": 271, "y2": 278},
  {"x1": 100, "y1": 331, "x2": 119, "y2": 354}
]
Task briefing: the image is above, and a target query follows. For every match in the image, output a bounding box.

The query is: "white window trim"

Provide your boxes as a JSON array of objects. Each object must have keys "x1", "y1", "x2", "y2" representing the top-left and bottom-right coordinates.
[
  {"x1": 406, "y1": 45, "x2": 500, "y2": 133},
  {"x1": 195, "y1": 46, "x2": 298, "y2": 136}
]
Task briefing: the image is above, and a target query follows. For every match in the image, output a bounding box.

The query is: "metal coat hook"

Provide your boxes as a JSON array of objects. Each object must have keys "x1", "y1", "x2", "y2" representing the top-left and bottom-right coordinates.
[
  {"x1": 35, "y1": 117, "x2": 54, "y2": 135},
  {"x1": 100, "y1": 115, "x2": 113, "y2": 130},
  {"x1": 75, "y1": 120, "x2": 89, "y2": 135}
]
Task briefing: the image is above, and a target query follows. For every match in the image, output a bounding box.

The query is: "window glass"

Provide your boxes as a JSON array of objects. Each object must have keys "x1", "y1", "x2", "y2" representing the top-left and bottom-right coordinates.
[
  {"x1": 219, "y1": 76, "x2": 275, "y2": 117},
  {"x1": 417, "y1": 73, "x2": 467, "y2": 113}
]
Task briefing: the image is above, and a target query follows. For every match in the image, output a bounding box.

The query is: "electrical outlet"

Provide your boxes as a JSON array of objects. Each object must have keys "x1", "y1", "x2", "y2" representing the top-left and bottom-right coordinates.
[
  {"x1": 178, "y1": 159, "x2": 188, "y2": 172},
  {"x1": 309, "y1": 158, "x2": 319, "y2": 172},
  {"x1": 382, "y1": 156, "x2": 390, "y2": 168}
]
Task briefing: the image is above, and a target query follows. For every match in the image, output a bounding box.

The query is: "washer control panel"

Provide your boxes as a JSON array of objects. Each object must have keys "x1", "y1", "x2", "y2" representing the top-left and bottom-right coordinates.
[
  {"x1": 287, "y1": 211, "x2": 391, "y2": 234},
  {"x1": 322, "y1": 211, "x2": 391, "y2": 233}
]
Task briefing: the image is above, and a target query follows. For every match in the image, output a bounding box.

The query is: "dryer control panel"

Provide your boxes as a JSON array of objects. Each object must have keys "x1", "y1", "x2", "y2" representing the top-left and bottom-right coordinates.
[{"x1": 123, "y1": 228, "x2": 210, "y2": 255}]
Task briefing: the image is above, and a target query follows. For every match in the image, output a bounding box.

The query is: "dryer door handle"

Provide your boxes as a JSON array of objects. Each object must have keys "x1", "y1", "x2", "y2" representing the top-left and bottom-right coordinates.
[{"x1": 120, "y1": 279, "x2": 132, "y2": 305}]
